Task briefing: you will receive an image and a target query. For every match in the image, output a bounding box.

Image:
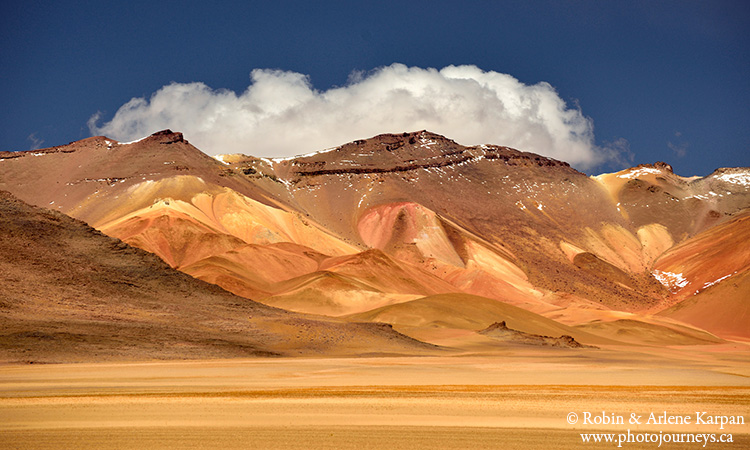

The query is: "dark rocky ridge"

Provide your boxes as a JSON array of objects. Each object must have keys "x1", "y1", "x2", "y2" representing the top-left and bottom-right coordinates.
[
  {"x1": 478, "y1": 321, "x2": 593, "y2": 348},
  {"x1": 277, "y1": 131, "x2": 575, "y2": 179}
]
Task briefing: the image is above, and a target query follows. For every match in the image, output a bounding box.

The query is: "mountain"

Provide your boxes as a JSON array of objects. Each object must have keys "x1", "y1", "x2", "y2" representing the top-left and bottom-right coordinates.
[
  {"x1": 1, "y1": 129, "x2": 747, "y2": 349},
  {"x1": 0, "y1": 190, "x2": 438, "y2": 363}
]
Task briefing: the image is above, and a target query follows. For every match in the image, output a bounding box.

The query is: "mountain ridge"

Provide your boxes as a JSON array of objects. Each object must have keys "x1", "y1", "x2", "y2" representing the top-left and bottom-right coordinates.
[
  {"x1": 1, "y1": 129, "x2": 748, "y2": 352},
  {"x1": 0, "y1": 190, "x2": 440, "y2": 362}
]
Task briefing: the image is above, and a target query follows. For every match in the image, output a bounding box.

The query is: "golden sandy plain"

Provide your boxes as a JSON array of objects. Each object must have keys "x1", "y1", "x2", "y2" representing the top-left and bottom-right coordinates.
[{"x1": 2, "y1": 345, "x2": 750, "y2": 450}]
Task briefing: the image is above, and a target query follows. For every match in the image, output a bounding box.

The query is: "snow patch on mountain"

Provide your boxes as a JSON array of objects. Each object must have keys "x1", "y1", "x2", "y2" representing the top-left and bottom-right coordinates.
[
  {"x1": 701, "y1": 272, "x2": 737, "y2": 290},
  {"x1": 118, "y1": 135, "x2": 148, "y2": 145},
  {"x1": 271, "y1": 145, "x2": 341, "y2": 162},
  {"x1": 213, "y1": 155, "x2": 230, "y2": 165},
  {"x1": 714, "y1": 171, "x2": 750, "y2": 186},
  {"x1": 652, "y1": 269, "x2": 689, "y2": 292},
  {"x1": 617, "y1": 167, "x2": 662, "y2": 179}
]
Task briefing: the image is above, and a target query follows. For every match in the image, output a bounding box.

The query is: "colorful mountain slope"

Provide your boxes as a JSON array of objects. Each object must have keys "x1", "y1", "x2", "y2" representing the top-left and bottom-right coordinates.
[{"x1": 1, "y1": 129, "x2": 747, "y2": 348}]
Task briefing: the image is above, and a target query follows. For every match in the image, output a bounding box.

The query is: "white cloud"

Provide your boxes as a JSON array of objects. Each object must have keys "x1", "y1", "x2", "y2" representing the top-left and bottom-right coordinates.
[
  {"x1": 27, "y1": 132, "x2": 44, "y2": 151},
  {"x1": 668, "y1": 131, "x2": 688, "y2": 157},
  {"x1": 89, "y1": 64, "x2": 618, "y2": 169}
]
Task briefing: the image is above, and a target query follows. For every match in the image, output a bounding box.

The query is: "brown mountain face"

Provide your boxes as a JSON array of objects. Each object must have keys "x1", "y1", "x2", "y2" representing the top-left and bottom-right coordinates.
[
  {"x1": 243, "y1": 133, "x2": 655, "y2": 311},
  {"x1": 1, "y1": 129, "x2": 748, "y2": 352},
  {"x1": 232, "y1": 131, "x2": 748, "y2": 316},
  {"x1": 0, "y1": 191, "x2": 438, "y2": 363},
  {"x1": 0, "y1": 131, "x2": 277, "y2": 227}
]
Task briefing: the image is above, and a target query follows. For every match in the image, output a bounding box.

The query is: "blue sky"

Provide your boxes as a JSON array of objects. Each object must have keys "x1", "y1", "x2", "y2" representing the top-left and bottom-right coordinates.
[{"x1": 2, "y1": 0, "x2": 748, "y2": 175}]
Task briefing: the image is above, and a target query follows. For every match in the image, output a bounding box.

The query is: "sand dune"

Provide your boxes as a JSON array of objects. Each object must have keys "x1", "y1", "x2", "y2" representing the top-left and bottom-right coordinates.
[
  {"x1": 259, "y1": 271, "x2": 422, "y2": 316},
  {"x1": 575, "y1": 318, "x2": 725, "y2": 346},
  {"x1": 346, "y1": 293, "x2": 609, "y2": 346},
  {"x1": 319, "y1": 249, "x2": 459, "y2": 296}
]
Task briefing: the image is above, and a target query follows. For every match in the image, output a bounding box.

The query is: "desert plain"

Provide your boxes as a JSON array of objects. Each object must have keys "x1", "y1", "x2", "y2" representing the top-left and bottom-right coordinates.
[{"x1": 2, "y1": 344, "x2": 750, "y2": 449}]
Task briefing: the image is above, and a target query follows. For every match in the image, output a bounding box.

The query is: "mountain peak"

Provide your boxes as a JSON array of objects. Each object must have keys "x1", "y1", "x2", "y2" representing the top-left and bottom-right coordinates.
[
  {"x1": 109, "y1": 129, "x2": 187, "y2": 146},
  {"x1": 626, "y1": 162, "x2": 674, "y2": 174},
  {"x1": 264, "y1": 129, "x2": 572, "y2": 180},
  {"x1": 352, "y1": 130, "x2": 462, "y2": 152},
  {"x1": 145, "y1": 129, "x2": 186, "y2": 145}
]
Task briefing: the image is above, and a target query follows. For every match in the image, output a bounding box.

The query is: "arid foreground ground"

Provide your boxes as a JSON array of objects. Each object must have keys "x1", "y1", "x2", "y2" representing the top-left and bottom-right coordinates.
[{"x1": 2, "y1": 347, "x2": 749, "y2": 450}]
